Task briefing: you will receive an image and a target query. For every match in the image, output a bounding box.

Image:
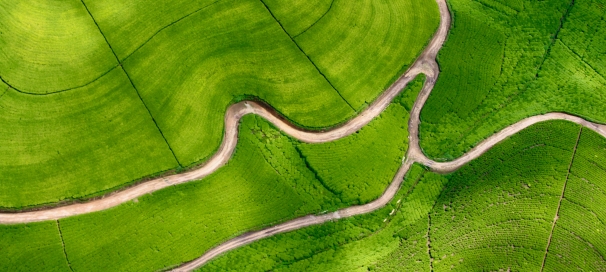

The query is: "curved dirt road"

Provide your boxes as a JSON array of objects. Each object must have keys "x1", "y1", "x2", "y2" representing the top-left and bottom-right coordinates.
[{"x1": 2, "y1": 0, "x2": 606, "y2": 270}]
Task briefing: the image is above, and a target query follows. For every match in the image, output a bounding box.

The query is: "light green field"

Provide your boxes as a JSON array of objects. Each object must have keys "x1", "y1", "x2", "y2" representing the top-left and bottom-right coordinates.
[
  {"x1": 122, "y1": 0, "x2": 355, "y2": 166},
  {"x1": 0, "y1": 0, "x2": 116, "y2": 94},
  {"x1": 0, "y1": 68, "x2": 177, "y2": 208},
  {"x1": 420, "y1": 0, "x2": 606, "y2": 160},
  {"x1": 294, "y1": 0, "x2": 439, "y2": 109}
]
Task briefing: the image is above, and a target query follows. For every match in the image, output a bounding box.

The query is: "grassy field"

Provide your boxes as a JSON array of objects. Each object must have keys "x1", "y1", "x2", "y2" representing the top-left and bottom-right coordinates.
[
  {"x1": 198, "y1": 120, "x2": 606, "y2": 271},
  {"x1": 294, "y1": 0, "x2": 439, "y2": 110},
  {"x1": 419, "y1": 0, "x2": 606, "y2": 161},
  {"x1": 0, "y1": 0, "x2": 116, "y2": 94},
  {"x1": 0, "y1": 69, "x2": 178, "y2": 208},
  {"x1": 0, "y1": 81, "x2": 419, "y2": 271}
]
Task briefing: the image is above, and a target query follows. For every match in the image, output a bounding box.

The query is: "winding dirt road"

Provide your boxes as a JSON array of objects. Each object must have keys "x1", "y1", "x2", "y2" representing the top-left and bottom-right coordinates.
[{"x1": 2, "y1": 0, "x2": 606, "y2": 270}]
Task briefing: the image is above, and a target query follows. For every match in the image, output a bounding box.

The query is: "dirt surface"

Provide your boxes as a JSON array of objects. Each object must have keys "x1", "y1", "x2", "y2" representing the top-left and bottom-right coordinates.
[{"x1": 2, "y1": 0, "x2": 606, "y2": 270}]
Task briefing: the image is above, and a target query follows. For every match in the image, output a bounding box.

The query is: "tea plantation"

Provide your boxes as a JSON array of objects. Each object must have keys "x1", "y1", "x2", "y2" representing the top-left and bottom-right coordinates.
[
  {"x1": 3, "y1": 0, "x2": 606, "y2": 270},
  {"x1": 200, "y1": 120, "x2": 606, "y2": 271},
  {"x1": 0, "y1": 0, "x2": 438, "y2": 208},
  {"x1": 0, "y1": 77, "x2": 422, "y2": 271},
  {"x1": 420, "y1": 0, "x2": 606, "y2": 160}
]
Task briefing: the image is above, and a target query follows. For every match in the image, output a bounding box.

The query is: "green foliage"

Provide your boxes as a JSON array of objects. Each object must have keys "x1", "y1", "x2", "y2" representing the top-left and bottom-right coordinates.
[
  {"x1": 0, "y1": 0, "x2": 116, "y2": 93},
  {"x1": 0, "y1": 68, "x2": 178, "y2": 208},
  {"x1": 544, "y1": 128, "x2": 606, "y2": 271},
  {"x1": 1, "y1": 0, "x2": 438, "y2": 208},
  {"x1": 295, "y1": 0, "x2": 439, "y2": 109},
  {"x1": 420, "y1": 0, "x2": 606, "y2": 161},
  {"x1": 0, "y1": 222, "x2": 70, "y2": 271}
]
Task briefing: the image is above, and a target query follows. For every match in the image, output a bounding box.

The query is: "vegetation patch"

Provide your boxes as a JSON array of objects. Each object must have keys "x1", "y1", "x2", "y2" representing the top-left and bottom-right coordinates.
[{"x1": 420, "y1": 0, "x2": 606, "y2": 161}]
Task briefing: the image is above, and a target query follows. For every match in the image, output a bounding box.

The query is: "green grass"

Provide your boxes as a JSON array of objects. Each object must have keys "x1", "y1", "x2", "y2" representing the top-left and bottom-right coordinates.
[
  {"x1": 0, "y1": 222, "x2": 70, "y2": 271},
  {"x1": 0, "y1": 0, "x2": 116, "y2": 94},
  {"x1": 0, "y1": 68, "x2": 178, "y2": 208},
  {"x1": 262, "y1": 0, "x2": 333, "y2": 36},
  {"x1": 199, "y1": 121, "x2": 599, "y2": 271},
  {"x1": 544, "y1": 128, "x2": 606, "y2": 271},
  {"x1": 294, "y1": 0, "x2": 439, "y2": 109},
  {"x1": 419, "y1": 0, "x2": 606, "y2": 161}
]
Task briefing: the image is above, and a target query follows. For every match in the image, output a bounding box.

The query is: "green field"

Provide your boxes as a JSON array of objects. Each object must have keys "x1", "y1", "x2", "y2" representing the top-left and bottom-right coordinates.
[
  {"x1": 0, "y1": 222, "x2": 70, "y2": 271},
  {"x1": 200, "y1": 120, "x2": 606, "y2": 271},
  {"x1": 0, "y1": 79, "x2": 421, "y2": 271},
  {"x1": 0, "y1": 0, "x2": 116, "y2": 94},
  {"x1": 544, "y1": 129, "x2": 606, "y2": 271},
  {"x1": 419, "y1": 0, "x2": 606, "y2": 160},
  {"x1": 0, "y1": 0, "x2": 437, "y2": 208},
  {"x1": 0, "y1": 68, "x2": 178, "y2": 208},
  {"x1": 294, "y1": 0, "x2": 439, "y2": 109}
]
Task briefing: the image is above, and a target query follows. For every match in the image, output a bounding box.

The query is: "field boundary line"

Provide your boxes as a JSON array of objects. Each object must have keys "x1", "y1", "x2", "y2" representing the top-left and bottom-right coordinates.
[
  {"x1": 258, "y1": 0, "x2": 357, "y2": 112},
  {"x1": 56, "y1": 220, "x2": 74, "y2": 272},
  {"x1": 78, "y1": 0, "x2": 183, "y2": 167},
  {"x1": 291, "y1": 0, "x2": 335, "y2": 38},
  {"x1": 539, "y1": 126, "x2": 582, "y2": 271},
  {"x1": 427, "y1": 213, "x2": 434, "y2": 271},
  {"x1": 120, "y1": 0, "x2": 224, "y2": 62},
  {"x1": 0, "y1": 65, "x2": 119, "y2": 96}
]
